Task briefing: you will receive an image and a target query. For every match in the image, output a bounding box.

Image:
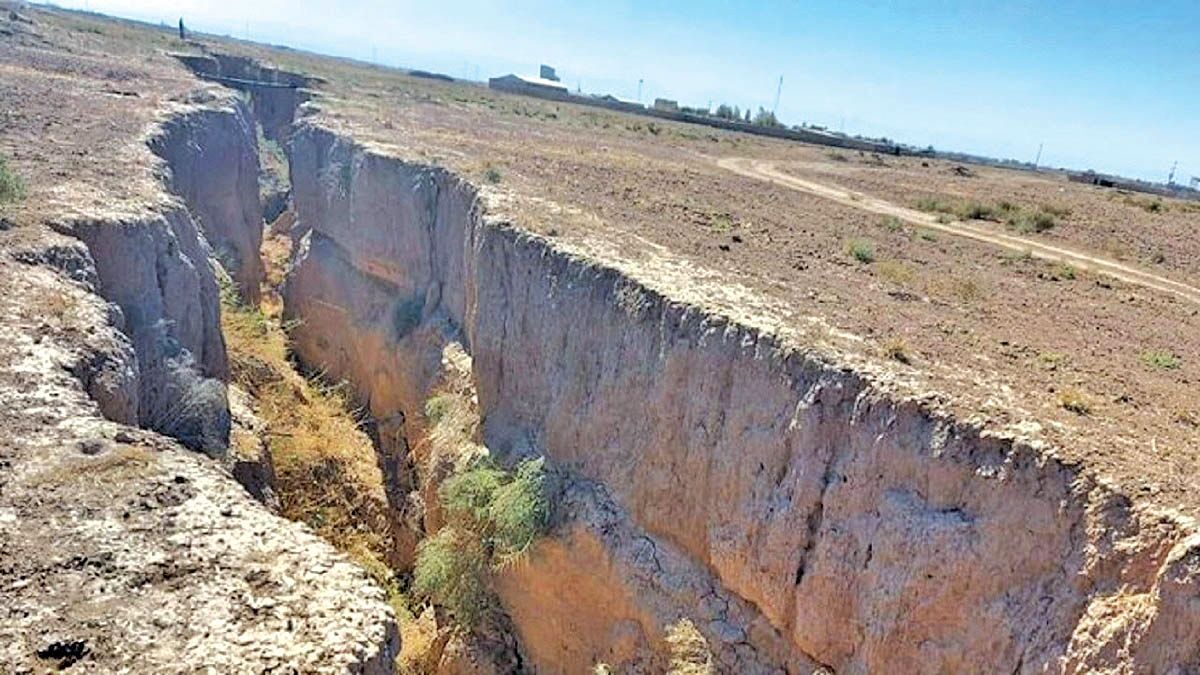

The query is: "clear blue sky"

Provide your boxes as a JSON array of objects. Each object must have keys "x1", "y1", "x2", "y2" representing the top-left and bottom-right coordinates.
[{"x1": 55, "y1": 0, "x2": 1199, "y2": 182}]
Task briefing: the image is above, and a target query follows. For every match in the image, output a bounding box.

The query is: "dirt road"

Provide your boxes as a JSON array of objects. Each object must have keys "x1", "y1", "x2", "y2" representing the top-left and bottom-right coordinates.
[{"x1": 718, "y1": 157, "x2": 1200, "y2": 305}]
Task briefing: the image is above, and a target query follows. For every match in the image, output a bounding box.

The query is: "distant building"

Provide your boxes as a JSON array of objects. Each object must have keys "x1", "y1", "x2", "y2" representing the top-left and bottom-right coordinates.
[
  {"x1": 653, "y1": 98, "x2": 679, "y2": 112},
  {"x1": 1068, "y1": 170, "x2": 1117, "y2": 188},
  {"x1": 539, "y1": 64, "x2": 560, "y2": 82},
  {"x1": 590, "y1": 93, "x2": 643, "y2": 112},
  {"x1": 595, "y1": 93, "x2": 641, "y2": 106},
  {"x1": 488, "y1": 74, "x2": 570, "y2": 99}
]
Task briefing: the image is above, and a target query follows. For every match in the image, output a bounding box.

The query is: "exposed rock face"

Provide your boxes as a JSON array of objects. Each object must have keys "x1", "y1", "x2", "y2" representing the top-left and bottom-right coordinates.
[
  {"x1": 47, "y1": 95, "x2": 268, "y2": 455},
  {"x1": 151, "y1": 97, "x2": 265, "y2": 305},
  {"x1": 283, "y1": 122, "x2": 1200, "y2": 673},
  {"x1": 496, "y1": 478, "x2": 812, "y2": 673}
]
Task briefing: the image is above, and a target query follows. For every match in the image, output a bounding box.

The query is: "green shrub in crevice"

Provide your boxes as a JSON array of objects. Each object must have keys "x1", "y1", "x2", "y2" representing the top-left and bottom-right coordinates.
[
  {"x1": 412, "y1": 527, "x2": 490, "y2": 628},
  {"x1": 412, "y1": 456, "x2": 549, "y2": 628}
]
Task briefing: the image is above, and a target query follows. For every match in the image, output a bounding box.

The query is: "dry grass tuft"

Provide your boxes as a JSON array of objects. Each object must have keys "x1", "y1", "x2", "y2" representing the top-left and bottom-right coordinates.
[
  {"x1": 30, "y1": 445, "x2": 157, "y2": 488},
  {"x1": 220, "y1": 246, "x2": 405, "y2": 618},
  {"x1": 930, "y1": 275, "x2": 985, "y2": 303},
  {"x1": 0, "y1": 153, "x2": 26, "y2": 206},
  {"x1": 882, "y1": 337, "x2": 912, "y2": 364},
  {"x1": 26, "y1": 289, "x2": 77, "y2": 324},
  {"x1": 1140, "y1": 349, "x2": 1181, "y2": 371},
  {"x1": 873, "y1": 260, "x2": 914, "y2": 285},
  {"x1": 843, "y1": 238, "x2": 875, "y2": 264},
  {"x1": 1057, "y1": 388, "x2": 1093, "y2": 415},
  {"x1": 664, "y1": 618, "x2": 715, "y2": 675}
]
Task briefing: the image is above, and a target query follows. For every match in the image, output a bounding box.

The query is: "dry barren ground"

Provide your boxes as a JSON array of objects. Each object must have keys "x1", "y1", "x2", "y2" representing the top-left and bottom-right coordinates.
[
  {"x1": 0, "y1": 8, "x2": 400, "y2": 671},
  {"x1": 2, "y1": 1, "x2": 1199, "y2": 660},
  {"x1": 212, "y1": 36, "x2": 1200, "y2": 522},
  {"x1": 9, "y1": 2, "x2": 1193, "y2": 522}
]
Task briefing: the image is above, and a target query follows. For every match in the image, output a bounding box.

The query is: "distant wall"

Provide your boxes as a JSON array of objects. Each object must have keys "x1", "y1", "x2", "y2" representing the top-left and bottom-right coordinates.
[
  {"x1": 1068, "y1": 171, "x2": 1200, "y2": 201},
  {"x1": 486, "y1": 79, "x2": 899, "y2": 154}
]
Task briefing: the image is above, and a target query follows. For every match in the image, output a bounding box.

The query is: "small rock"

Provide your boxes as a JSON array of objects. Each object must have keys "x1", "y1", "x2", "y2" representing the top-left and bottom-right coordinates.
[{"x1": 78, "y1": 439, "x2": 107, "y2": 456}]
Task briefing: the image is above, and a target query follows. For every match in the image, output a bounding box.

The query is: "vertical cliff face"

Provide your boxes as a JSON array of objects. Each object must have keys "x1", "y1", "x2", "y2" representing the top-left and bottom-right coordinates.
[
  {"x1": 64, "y1": 208, "x2": 229, "y2": 453},
  {"x1": 284, "y1": 129, "x2": 475, "y2": 526},
  {"x1": 151, "y1": 98, "x2": 265, "y2": 304},
  {"x1": 172, "y1": 52, "x2": 316, "y2": 145},
  {"x1": 2, "y1": 88, "x2": 398, "y2": 674},
  {"x1": 50, "y1": 96, "x2": 266, "y2": 455},
  {"x1": 283, "y1": 122, "x2": 1200, "y2": 674},
  {"x1": 0, "y1": 245, "x2": 401, "y2": 673}
]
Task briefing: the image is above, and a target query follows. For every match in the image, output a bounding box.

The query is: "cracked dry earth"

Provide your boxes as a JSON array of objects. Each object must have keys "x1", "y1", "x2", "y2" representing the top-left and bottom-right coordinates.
[
  {"x1": 0, "y1": 6, "x2": 396, "y2": 673},
  {"x1": 4, "y1": 3, "x2": 1200, "y2": 674},
  {"x1": 0, "y1": 257, "x2": 396, "y2": 672}
]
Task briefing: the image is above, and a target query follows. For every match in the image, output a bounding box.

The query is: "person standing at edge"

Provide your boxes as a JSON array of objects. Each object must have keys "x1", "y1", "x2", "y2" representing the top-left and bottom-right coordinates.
[{"x1": 178, "y1": 18, "x2": 185, "y2": 41}]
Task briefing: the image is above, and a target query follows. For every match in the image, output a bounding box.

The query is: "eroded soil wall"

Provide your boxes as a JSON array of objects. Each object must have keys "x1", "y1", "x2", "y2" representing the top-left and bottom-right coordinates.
[
  {"x1": 283, "y1": 122, "x2": 1200, "y2": 674},
  {"x1": 151, "y1": 98, "x2": 265, "y2": 304},
  {"x1": 0, "y1": 94, "x2": 398, "y2": 671}
]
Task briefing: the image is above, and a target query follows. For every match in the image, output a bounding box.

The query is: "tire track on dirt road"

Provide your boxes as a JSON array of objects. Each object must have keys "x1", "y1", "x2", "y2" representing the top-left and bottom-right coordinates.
[{"x1": 718, "y1": 156, "x2": 1200, "y2": 305}]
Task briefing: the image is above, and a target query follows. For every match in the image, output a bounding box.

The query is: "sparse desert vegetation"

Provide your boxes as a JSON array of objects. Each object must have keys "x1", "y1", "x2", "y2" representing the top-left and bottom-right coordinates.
[
  {"x1": 1140, "y1": 349, "x2": 1181, "y2": 371},
  {"x1": 0, "y1": 153, "x2": 25, "y2": 206},
  {"x1": 882, "y1": 336, "x2": 912, "y2": 363},
  {"x1": 1124, "y1": 194, "x2": 1168, "y2": 213},
  {"x1": 1057, "y1": 388, "x2": 1093, "y2": 415},
  {"x1": 220, "y1": 248, "x2": 407, "y2": 618},
  {"x1": 414, "y1": 456, "x2": 548, "y2": 627},
  {"x1": 844, "y1": 238, "x2": 875, "y2": 263},
  {"x1": 914, "y1": 196, "x2": 1064, "y2": 232},
  {"x1": 873, "y1": 259, "x2": 915, "y2": 285}
]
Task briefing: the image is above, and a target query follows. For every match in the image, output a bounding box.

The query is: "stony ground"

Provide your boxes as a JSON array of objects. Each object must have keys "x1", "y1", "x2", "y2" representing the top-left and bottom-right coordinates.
[
  {"x1": 0, "y1": 250, "x2": 397, "y2": 672},
  {"x1": 0, "y1": 6, "x2": 397, "y2": 671}
]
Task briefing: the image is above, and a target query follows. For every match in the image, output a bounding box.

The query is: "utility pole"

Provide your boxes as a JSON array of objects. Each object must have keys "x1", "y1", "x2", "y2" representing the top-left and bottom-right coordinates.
[
  {"x1": 1168, "y1": 160, "x2": 1178, "y2": 186},
  {"x1": 772, "y1": 75, "x2": 783, "y2": 115},
  {"x1": 1033, "y1": 142, "x2": 1043, "y2": 169},
  {"x1": 637, "y1": 79, "x2": 643, "y2": 103}
]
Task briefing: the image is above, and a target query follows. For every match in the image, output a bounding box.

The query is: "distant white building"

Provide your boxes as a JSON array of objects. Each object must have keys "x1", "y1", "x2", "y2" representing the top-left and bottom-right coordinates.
[{"x1": 488, "y1": 74, "x2": 570, "y2": 99}]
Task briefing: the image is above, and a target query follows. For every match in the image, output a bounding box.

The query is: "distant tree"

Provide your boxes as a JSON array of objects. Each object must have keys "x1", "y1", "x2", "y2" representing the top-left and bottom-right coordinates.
[
  {"x1": 714, "y1": 103, "x2": 736, "y2": 120},
  {"x1": 744, "y1": 108, "x2": 752, "y2": 123},
  {"x1": 752, "y1": 107, "x2": 782, "y2": 128}
]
